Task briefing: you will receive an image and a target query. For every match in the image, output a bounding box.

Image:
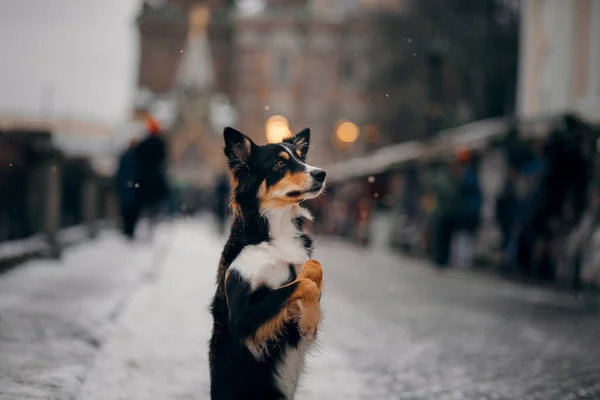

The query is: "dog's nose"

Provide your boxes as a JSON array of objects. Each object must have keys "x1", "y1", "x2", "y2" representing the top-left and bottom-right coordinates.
[{"x1": 311, "y1": 169, "x2": 326, "y2": 183}]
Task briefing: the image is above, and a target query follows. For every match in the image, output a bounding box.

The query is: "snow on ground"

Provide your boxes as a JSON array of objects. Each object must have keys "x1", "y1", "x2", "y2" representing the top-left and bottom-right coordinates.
[
  {"x1": 0, "y1": 223, "x2": 173, "y2": 399},
  {"x1": 79, "y1": 220, "x2": 220, "y2": 400},
  {"x1": 81, "y1": 219, "x2": 600, "y2": 400},
  {"x1": 1, "y1": 218, "x2": 600, "y2": 399}
]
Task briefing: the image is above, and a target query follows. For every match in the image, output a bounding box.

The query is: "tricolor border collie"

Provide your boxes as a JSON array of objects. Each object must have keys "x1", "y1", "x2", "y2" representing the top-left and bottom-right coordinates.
[{"x1": 209, "y1": 127, "x2": 326, "y2": 400}]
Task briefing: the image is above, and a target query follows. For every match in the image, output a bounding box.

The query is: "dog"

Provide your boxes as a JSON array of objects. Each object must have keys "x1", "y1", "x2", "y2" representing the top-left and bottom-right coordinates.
[{"x1": 209, "y1": 126, "x2": 326, "y2": 400}]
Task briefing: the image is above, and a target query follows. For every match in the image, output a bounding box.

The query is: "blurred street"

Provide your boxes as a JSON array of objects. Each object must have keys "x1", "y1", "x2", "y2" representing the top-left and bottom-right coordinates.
[
  {"x1": 1, "y1": 219, "x2": 599, "y2": 400},
  {"x1": 2, "y1": 1, "x2": 600, "y2": 398}
]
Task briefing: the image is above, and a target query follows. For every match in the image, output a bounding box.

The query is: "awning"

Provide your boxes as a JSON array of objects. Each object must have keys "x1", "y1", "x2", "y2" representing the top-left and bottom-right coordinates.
[{"x1": 325, "y1": 117, "x2": 511, "y2": 183}]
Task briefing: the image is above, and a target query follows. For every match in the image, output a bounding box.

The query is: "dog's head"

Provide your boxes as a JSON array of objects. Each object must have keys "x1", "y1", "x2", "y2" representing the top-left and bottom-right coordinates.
[{"x1": 223, "y1": 126, "x2": 326, "y2": 213}]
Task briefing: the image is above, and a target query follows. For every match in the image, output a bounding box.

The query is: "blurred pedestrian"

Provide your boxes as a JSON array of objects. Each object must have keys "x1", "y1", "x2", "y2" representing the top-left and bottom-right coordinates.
[
  {"x1": 116, "y1": 138, "x2": 140, "y2": 239},
  {"x1": 354, "y1": 196, "x2": 372, "y2": 246},
  {"x1": 135, "y1": 115, "x2": 169, "y2": 238},
  {"x1": 427, "y1": 162, "x2": 460, "y2": 267},
  {"x1": 451, "y1": 148, "x2": 482, "y2": 268},
  {"x1": 214, "y1": 173, "x2": 229, "y2": 235},
  {"x1": 495, "y1": 165, "x2": 518, "y2": 256},
  {"x1": 511, "y1": 157, "x2": 545, "y2": 274}
]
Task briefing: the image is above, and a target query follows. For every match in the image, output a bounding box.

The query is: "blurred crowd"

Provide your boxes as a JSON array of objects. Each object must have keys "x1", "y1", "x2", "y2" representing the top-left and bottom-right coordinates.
[{"x1": 310, "y1": 115, "x2": 600, "y2": 288}]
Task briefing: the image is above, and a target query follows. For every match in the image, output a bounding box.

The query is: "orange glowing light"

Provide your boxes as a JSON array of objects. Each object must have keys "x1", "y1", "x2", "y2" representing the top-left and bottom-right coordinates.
[
  {"x1": 265, "y1": 115, "x2": 292, "y2": 143},
  {"x1": 335, "y1": 120, "x2": 359, "y2": 144}
]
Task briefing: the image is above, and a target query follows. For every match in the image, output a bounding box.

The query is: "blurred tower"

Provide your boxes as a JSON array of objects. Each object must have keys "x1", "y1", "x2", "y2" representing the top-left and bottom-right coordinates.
[
  {"x1": 135, "y1": 0, "x2": 232, "y2": 111},
  {"x1": 134, "y1": 0, "x2": 234, "y2": 188},
  {"x1": 170, "y1": 3, "x2": 228, "y2": 187},
  {"x1": 206, "y1": 0, "x2": 236, "y2": 99},
  {"x1": 176, "y1": 5, "x2": 214, "y2": 92},
  {"x1": 136, "y1": 1, "x2": 189, "y2": 97}
]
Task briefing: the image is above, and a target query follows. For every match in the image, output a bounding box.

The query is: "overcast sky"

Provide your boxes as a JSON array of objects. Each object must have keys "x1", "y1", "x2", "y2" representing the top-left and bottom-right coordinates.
[{"x1": 0, "y1": 0, "x2": 140, "y2": 124}]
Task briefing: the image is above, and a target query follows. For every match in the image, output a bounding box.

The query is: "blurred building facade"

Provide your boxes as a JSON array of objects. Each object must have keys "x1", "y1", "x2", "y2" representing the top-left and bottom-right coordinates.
[
  {"x1": 230, "y1": 0, "x2": 407, "y2": 165},
  {"x1": 226, "y1": 0, "x2": 518, "y2": 164},
  {"x1": 133, "y1": 0, "x2": 519, "y2": 186},
  {"x1": 518, "y1": 0, "x2": 600, "y2": 122}
]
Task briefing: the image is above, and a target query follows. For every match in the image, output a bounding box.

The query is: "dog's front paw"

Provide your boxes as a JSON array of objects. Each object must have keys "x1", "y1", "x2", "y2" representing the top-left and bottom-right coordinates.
[
  {"x1": 288, "y1": 278, "x2": 321, "y2": 339},
  {"x1": 296, "y1": 298, "x2": 321, "y2": 340},
  {"x1": 289, "y1": 278, "x2": 319, "y2": 303},
  {"x1": 298, "y1": 260, "x2": 323, "y2": 289}
]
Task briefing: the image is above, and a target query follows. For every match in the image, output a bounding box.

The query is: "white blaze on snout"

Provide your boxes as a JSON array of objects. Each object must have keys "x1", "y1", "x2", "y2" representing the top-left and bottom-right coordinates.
[{"x1": 280, "y1": 145, "x2": 320, "y2": 175}]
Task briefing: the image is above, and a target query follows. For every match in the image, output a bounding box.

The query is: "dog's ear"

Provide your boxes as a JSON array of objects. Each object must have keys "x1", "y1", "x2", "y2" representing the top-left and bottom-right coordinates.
[
  {"x1": 285, "y1": 128, "x2": 310, "y2": 159},
  {"x1": 224, "y1": 127, "x2": 256, "y2": 171}
]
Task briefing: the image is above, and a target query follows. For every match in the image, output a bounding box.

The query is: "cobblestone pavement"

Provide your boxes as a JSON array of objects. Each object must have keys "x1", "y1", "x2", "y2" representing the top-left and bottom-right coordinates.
[{"x1": 2, "y1": 218, "x2": 600, "y2": 400}]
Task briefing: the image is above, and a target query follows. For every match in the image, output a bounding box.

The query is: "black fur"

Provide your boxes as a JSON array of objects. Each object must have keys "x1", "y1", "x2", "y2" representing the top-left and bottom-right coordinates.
[{"x1": 209, "y1": 127, "x2": 321, "y2": 400}]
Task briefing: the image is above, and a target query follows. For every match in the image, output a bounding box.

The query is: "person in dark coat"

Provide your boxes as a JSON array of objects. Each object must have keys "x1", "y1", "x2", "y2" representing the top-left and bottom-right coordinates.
[
  {"x1": 495, "y1": 165, "x2": 519, "y2": 252},
  {"x1": 135, "y1": 116, "x2": 169, "y2": 231},
  {"x1": 427, "y1": 161, "x2": 460, "y2": 267},
  {"x1": 451, "y1": 148, "x2": 482, "y2": 268},
  {"x1": 116, "y1": 138, "x2": 140, "y2": 239}
]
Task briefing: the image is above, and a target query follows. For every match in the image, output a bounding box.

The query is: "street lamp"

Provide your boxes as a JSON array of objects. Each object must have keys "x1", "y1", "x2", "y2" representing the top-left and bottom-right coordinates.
[{"x1": 265, "y1": 115, "x2": 292, "y2": 143}]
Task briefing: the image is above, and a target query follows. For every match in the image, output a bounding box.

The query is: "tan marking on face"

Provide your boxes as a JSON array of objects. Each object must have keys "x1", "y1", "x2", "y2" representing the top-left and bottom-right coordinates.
[
  {"x1": 258, "y1": 172, "x2": 312, "y2": 211},
  {"x1": 279, "y1": 151, "x2": 290, "y2": 160},
  {"x1": 296, "y1": 149, "x2": 302, "y2": 158},
  {"x1": 282, "y1": 171, "x2": 312, "y2": 192}
]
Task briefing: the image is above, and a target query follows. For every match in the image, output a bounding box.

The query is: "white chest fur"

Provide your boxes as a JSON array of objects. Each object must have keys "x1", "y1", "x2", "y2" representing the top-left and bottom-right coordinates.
[
  {"x1": 230, "y1": 206, "x2": 311, "y2": 289},
  {"x1": 230, "y1": 206, "x2": 316, "y2": 399},
  {"x1": 275, "y1": 339, "x2": 313, "y2": 399}
]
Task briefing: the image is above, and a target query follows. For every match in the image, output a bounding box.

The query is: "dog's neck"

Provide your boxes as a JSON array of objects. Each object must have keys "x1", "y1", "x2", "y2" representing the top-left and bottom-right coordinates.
[
  {"x1": 261, "y1": 204, "x2": 312, "y2": 264},
  {"x1": 232, "y1": 199, "x2": 312, "y2": 239},
  {"x1": 261, "y1": 205, "x2": 312, "y2": 241},
  {"x1": 229, "y1": 200, "x2": 312, "y2": 266}
]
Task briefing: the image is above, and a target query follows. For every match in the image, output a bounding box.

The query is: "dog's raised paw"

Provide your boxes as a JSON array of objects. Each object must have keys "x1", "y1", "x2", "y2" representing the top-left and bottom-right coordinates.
[
  {"x1": 298, "y1": 260, "x2": 323, "y2": 289},
  {"x1": 296, "y1": 299, "x2": 321, "y2": 340}
]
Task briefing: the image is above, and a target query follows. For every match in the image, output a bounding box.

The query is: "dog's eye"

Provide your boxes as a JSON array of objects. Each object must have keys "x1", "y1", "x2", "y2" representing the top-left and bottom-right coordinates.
[{"x1": 275, "y1": 159, "x2": 286, "y2": 168}]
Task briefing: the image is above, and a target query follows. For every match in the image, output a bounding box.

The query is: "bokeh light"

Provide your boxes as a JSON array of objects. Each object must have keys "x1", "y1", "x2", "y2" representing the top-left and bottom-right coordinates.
[
  {"x1": 265, "y1": 115, "x2": 292, "y2": 143},
  {"x1": 335, "y1": 121, "x2": 360, "y2": 144}
]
